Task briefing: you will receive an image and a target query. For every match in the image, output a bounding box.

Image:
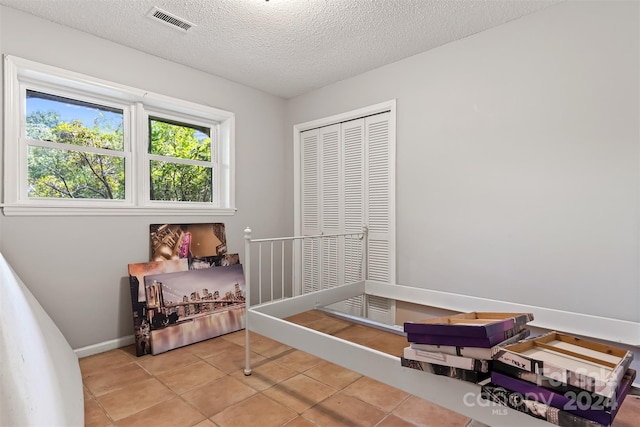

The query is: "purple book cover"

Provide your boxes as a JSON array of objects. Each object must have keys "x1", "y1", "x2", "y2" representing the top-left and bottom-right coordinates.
[
  {"x1": 481, "y1": 383, "x2": 606, "y2": 427},
  {"x1": 404, "y1": 312, "x2": 533, "y2": 338},
  {"x1": 492, "y1": 360, "x2": 622, "y2": 410},
  {"x1": 407, "y1": 325, "x2": 527, "y2": 348},
  {"x1": 490, "y1": 369, "x2": 635, "y2": 426},
  {"x1": 410, "y1": 329, "x2": 531, "y2": 360}
]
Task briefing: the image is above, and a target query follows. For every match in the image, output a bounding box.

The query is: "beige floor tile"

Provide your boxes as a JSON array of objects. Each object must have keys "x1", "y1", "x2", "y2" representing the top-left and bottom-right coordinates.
[
  {"x1": 192, "y1": 419, "x2": 217, "y2": 427},
  {"x1": 83, "y1": 398, "x2": 112, "y2": 427},
  {"x1": 302, "y1": 391, "x2": 387, "y2": 427},
  {"x1": 272, "y1": 349, "x2": 323, "y2": 372},
  {"x1": 230, "y1": 360, "x2": 298, "y2": 391},
  {"x1": 204, "y1": 345, "x2": 266, "y2": 373},
  {"x1": 250, "y1": 335, "x2": 292, "y2": 358},
  {"x1": 97, "y1": 377, "x2": 174, "y2": 421},
  {"x1": 304, "y1": 360, "x2": 362, "y2": 390},
  {"x1": 333, "y1": 334, "x2": 372, "y2": 347},
  {"x1": 341, "y1": 376, "x2": 410, "y2": 412},
  {"x1": 210, "y1": 393, "x2": 297, "y2": 427},
  {"x1": 282, "y1": 416, "x2": 319, "y2": 427},
  {"x1": 181, "y1": 375, "x2": 257, "y2": 417},
  {"x1": 303, "y1": 316, "x2": 352, "y2": 335},
  {"x1": 361, "y1": 333, "x2": 407, "y2": 356},
  {"x1": 333, "y1": 324, "x2": 386, "y2": 341},
  {"x1": 221, "y1": 329, "x2": 261, "y2": 346},
  {"x1": 137, "y1": 347, "x2": 201, "y2": 375},
  {"x1": 376, "y1": 414, "x2": 418, "y2": 426},
  {"x1": 613, "y1": 396, "x2": 640, "y2": 427},
  {"x1": 465, "y1": 421, "x2": 489, "y2": 427},
  {"x1": 79, "y1": 349, "x2": 135, "y2": 378},
  {"x1": 156, "y1": 360, "x2": 226, "y2": 394},
  {"x1": 118, "y1": 344, "x2": 140, "y2": 358},
  {"x1": 83, "y1": 362, "x2": 151, "y2": 397},
  {"x1": 116, "y1": 396, "x2": 205, "y2": 427},
  {"x1": 262, "y1": 374, "x2": 337, "y2": 413},
  {"x1": 392, "y1": 396, "x2": 470, "y2": 427},
  {"x1": 285, "y1": 310, "x2": 328, "y2": 326},
  {"x1": 184, "y1": 335, "x2": 243, "y2": 358}
]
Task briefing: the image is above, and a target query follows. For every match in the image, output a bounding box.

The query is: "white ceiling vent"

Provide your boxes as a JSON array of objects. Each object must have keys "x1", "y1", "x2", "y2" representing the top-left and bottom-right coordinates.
[{"x1": 146, "y1": 6, "x2": 195, "y2": 32}]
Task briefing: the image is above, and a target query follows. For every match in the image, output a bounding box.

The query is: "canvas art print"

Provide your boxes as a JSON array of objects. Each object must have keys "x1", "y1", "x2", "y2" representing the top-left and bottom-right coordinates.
[
  {"x1": 143, "y1": 263, "x2": 246, "y2": 354},
  {"x1": 128, "y1": 258, "x2": 189, "y2": 356},
  {"x1": 149, "y1": 223, "x2": 228, "y2": 265},
  {"x1": 189, "y1": 253, "x2": 240, "y2": 270}
]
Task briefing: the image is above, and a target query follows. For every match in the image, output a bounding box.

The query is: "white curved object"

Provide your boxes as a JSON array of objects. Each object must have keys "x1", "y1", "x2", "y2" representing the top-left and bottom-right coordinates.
[{"x1": 0, "y1": 252, "x2": 84, "y2": 426}]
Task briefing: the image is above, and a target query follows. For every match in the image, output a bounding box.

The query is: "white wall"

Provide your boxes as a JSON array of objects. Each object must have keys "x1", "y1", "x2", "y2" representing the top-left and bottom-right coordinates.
[
  {"x1": 0, "y1": 6, "x2": 289, "y2": 349},
  {"x1": 285, "y1": 1, "x2": 640, "y2": 323},
  {"x1": 2, "y1": 0, "x2": 638, "y2": 352}
]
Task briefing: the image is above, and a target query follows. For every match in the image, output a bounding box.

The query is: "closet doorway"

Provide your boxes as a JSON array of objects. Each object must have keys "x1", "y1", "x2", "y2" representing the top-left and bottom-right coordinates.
[{"x1": 293, "y1": 100, "x2": 396, "y2": 324}]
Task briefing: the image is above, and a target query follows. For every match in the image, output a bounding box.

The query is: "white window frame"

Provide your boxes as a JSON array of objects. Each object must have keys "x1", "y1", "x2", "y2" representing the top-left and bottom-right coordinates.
[{"x1": 2, "y1": 55, "x2": 236, "y2": 216}]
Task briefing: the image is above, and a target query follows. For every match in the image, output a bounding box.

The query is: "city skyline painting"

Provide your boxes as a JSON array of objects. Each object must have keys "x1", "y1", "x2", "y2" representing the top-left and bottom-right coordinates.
[
  {"x1": 127, "y1": 258, "x2": 189, "y2": 356},
  {"x1": 143, "y1": 263, "x2": 246, "y2": 354}
]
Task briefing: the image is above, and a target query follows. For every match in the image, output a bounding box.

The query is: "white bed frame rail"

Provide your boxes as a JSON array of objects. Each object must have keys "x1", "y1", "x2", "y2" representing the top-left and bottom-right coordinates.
[
  {"x1": 242, "y1": 227, "x2": 550, "y2": 426},
  {"x1": 243, "y1": 227, "x2": 370, "y2": 373}
]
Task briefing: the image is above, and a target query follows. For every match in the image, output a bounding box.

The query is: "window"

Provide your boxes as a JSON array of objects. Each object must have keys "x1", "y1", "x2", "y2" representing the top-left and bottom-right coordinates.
[
  {"x1": 25, "y1": 90, "x2": 127, "y2": 200},
  {"x1": 3, "y1": 55, "x2": 236, "y2": 216},
  {"x1": 148, "y1": 116, "x2": 212, "y2": 203}
]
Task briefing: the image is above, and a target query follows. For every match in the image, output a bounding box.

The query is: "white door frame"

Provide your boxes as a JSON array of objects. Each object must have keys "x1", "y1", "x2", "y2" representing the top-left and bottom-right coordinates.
[{"x1": 293, "y1": 100, "x2": 397, "y2": 323}]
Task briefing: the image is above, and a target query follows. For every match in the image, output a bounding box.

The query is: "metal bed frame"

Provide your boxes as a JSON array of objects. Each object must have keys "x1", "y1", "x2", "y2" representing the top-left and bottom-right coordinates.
[{"x1": 242, "y1": 227, "x2": 549, "y2": 426}]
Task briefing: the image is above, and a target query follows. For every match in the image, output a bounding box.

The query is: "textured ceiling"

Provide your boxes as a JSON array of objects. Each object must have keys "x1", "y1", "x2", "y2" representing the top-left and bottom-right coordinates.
[{"x1": 0, "y1": 0, "x2": 563, "y2": 98}]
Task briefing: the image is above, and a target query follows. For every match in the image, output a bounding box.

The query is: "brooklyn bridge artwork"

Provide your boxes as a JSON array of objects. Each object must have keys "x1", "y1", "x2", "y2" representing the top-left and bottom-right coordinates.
[{"x1": 143, "y1": 263, "x2": 246, "y2": 354}]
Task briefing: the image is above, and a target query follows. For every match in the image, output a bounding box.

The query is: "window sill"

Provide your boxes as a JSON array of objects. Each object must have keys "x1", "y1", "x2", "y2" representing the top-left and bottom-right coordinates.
[{"x1": 1, "y1": 205, "x2": 237, "y2": 217}]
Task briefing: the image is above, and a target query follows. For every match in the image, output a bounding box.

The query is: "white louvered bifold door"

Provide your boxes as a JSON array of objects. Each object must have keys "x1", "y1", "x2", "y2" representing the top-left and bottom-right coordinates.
[
  {"x1": 335, "y1": 119, "x2": 366, "y2": 315},
  {"x1": 343, "y1": 119, "x2": 365, "y2": 291},
  {"x1": 319, "y1": 124, "x2": 342, "y2": 291},
  {"x1": 363, "y1": 112, "x2": 395, "y2": 323},
  {"x1": 301, "y1": 128, "x2": 321, "y2": 294},
  {"x1": 298, "y1": 110, "x2": 395, "y2": 323}
]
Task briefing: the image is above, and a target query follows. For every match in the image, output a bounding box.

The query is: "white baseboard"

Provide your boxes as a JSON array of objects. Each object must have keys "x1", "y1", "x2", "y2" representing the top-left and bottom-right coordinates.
[{"x1": 73, "y1": 335, "x2": 135, "y2": 358}]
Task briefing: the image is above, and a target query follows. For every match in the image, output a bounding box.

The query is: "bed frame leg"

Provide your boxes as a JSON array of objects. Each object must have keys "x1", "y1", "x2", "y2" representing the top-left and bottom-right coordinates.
[
  {"x1": 244, "y1": 321, "x2": 252, "y2": 376},
  {"x1": 244, "y1": 318, "x2": 252, "y2": 375},
  {"x1": 244, "y1": 227, "x2": 252, "y2": 376},
  {"x1": 243, "y1": 324, "x2": 252, "y2": 376}
]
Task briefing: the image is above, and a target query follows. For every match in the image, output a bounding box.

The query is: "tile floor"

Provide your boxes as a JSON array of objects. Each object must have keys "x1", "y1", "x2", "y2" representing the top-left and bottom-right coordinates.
[{"x1": 82, "y1": 310, "x2": 640, "y2": 427}]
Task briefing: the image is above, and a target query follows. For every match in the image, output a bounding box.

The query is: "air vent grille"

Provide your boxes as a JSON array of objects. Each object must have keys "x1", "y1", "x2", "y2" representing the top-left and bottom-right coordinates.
[{"x1": 147, "y1": 7, "x2": 195, "y2": 32}]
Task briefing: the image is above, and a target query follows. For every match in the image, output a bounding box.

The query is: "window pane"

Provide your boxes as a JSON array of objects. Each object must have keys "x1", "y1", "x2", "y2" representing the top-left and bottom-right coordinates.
[
  {"x1": 149, "y1": 117, "x2": 211, "y2": 161},
  {"x1": 28, "y1": 146, "x2": 125, "y2": 199},
  {"x1": 26, "y1": 90, "x2": 124, "y2": 151},
  {"x1": 150, "y1": 160, "x2": 212, "y2": 202}
]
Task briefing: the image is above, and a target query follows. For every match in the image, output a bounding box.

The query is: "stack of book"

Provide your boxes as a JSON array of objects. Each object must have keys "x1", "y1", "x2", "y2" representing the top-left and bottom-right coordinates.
[
  {"x1": 401, "y1": 312, "x2": 534, "y2": 383},
  {"x1": 482, "y1": 331, "x2": 636, "y2": 427}
]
